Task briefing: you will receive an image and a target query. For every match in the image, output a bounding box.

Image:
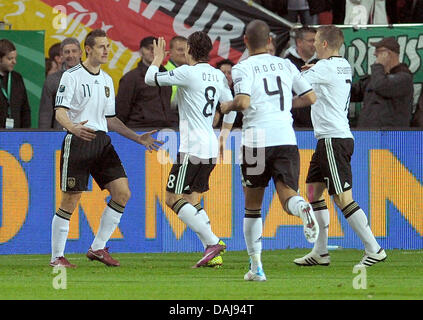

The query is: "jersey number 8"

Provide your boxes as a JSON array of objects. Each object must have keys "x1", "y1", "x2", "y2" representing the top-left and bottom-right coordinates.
[{"x1": 203, "y1": 86, "x2": 216, "y2": 117}]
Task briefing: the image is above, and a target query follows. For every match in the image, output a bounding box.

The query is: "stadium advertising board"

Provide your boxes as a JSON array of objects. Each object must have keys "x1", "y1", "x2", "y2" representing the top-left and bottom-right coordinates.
[{"x1": 0, "y1": 130, "x2": 421, "y2": 254}]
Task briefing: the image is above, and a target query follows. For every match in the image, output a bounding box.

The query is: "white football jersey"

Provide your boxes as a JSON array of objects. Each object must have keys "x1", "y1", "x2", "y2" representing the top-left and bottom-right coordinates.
[
  {"x1": 145, "y1": 63, "x2": 236, "y2": 159},
  {"x1": 232, "y1": 53, "x2": 312, "y2": 148},
  {"x1": 301, "y1": 57, "x2": 354, "y2": 140},
  {"x1": 55, "y1": 63, "x2": 115, "y2": 132}
]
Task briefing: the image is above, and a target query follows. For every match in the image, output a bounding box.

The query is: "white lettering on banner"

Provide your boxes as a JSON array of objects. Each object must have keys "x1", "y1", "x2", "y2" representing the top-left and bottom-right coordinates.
[
  {"x1": 108, "y1": 40, "x2": 127, "y2": 70},
  {"x1": 143, "y1": 0, "x2": 246, "y2": 60},
  {"x1": 3, "y1": 0, "x2": 25, "y2": 24},
  {"x1": 173, "y1": 0, "x2": 219, "y2": 37},
  {"x1": 142, "y1": 0, "x2": 177, "y2": 19},
  {"x1": 208, "y1": 10, "x2": 244, "y2": 59},
  {"x1": 127, "y1": 0, "x2": 143, "y2": 13},
  {"x1": 347, "y1": 38, "x2": 366, "y2": 77}
]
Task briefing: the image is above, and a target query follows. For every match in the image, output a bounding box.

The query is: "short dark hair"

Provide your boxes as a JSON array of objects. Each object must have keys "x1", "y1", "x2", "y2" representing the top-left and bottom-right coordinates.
[
  {"x1": 60, "y1": 37, "x2": 81, "y2": 53},
  {"x1": 187, "y1": 31, "x2": 212, "y2": 62},
  {"x1": 216, "y1": 59, "x2": 234, "y2": 70},
  {"x1": 140, "y1": 36, "x2": 157, "y2": 49},
  {"x1": 245, "y1": 20, "x2": 270, "y2": 50},
  {"x1": 170, "y1": 35, "x2": 187, "y2": 49},
  {"x1": 0, "y1": 39, "x2": 16, "y2": 59},
  {"x1": 48, "y1": 42, "x2": 61, "y2": 60},
  {"x1": 84, "y1": 29, "x2": 107, "y2": 52},
  {"x1": 317, "y1": 25, "x2": 344, "y2": 50},
  {"x1": 294, "y1": 26, "x2": 317, "y2": 40}
]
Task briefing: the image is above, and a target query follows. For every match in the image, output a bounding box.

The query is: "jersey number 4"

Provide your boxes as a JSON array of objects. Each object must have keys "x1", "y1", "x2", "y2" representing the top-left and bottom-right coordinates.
[{"x1": 264, "y1": 76, "x2": 284, "y2": 111}]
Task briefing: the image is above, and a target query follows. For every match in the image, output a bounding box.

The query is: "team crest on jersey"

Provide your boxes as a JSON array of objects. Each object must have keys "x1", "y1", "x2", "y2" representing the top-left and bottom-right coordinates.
[
  {"x1": 105, "y1": 86, "x2": 110, "y2": 97},
  {"x1": 59, "y1": 85, "x2": 66, "y2": 92},
  {"x1": 67, "y1": 177, "x2": 76, "y2": 188}
]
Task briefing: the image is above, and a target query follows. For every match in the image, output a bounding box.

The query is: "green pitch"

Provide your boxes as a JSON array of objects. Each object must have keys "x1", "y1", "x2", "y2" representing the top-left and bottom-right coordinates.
[{"x1": 0, "y1": 249, "x2": 422, "y2": 300}]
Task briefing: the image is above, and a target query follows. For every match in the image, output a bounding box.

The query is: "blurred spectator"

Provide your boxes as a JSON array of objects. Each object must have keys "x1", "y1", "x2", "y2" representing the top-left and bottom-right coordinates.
[
  {"x1": 332, "y1": 0, "x2": 347, "y2": 24},
  {"x1": 253, "y1": 0, "x2": 288, "y2": 17},
  {"x1": 267, "y1": 36, "x2": 277, "y2": 55},
  {"x1": 0, "y1": 39, "x2": 31, "y2": 128},
  {"x1": 285, "y1": 27, "x2": 317, "y2": 128},
  {"x1": 39, "y1": 37, "x2": 82, "y2": 129},
  {"x1": 116, "y1": 36, "x2": 178, "y2": 128},
  {"x1": 213, "y1": 59, "x2": 243, "y2": 128},
  {"x1": 399, "y1": 0, "x2": 423, "y2": 22},
  {"x1": 164, "y1": 36, "x2": 187, "y2": 108},
  {"x1": 47, "y1": 42, "x2": 62, "y2": 75},
  {"x1": 45, "y1": 57, "x2": 54, "y2": 76},
  {"x1": 308, "y1": 0, "x2": 333, "y2": 24},
  {"x1": 284, "y1": 0, "x2": 319, "y2": 25},
  {"x1": 410, "y1": 89, "x2": 423, "y2": 127},
  {"x1": 351, "y1": 37, "x2": 413, "y2": 127},
  {"x1": 344, "y1": 0, "x2": 388, "y2": 24}
]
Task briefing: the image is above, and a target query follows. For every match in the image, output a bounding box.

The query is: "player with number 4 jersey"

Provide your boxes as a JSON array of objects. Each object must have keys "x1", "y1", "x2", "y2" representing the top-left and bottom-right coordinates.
[
  {"x1": 220, "y1": 20, "x2": 319, "y2": 281},
  {"x1": 145, "y1": 32, "x2": 236, "y2": 268}
]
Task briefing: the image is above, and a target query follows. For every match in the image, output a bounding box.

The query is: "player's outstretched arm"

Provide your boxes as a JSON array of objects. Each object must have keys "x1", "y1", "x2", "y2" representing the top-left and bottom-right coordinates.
[
  {"x1": 55, "y1": 107, "x2": 96, "y2": 141},
  {"x1": 106, "y1": 116, "x2": 163, "y2": 152},
  {"x1": 220, "y1": 95, "x2": 250, "y2": 114}
]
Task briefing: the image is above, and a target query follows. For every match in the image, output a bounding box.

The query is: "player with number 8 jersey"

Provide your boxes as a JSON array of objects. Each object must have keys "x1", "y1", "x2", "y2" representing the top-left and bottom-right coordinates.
[{"x1": 145, "y1": 31, "x2": 236, "y2": 268}]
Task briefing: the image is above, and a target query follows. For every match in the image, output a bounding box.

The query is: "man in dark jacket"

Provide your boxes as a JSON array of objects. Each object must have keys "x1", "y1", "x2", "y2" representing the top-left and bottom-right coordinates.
[
  {"x1": 351, "y1": 37, "x2": 414, "y2": 128},
  {"x1": 116, "y1": 36, "x2": 178, "y2": 129},
  {"x1": 0, "y1": 39, "x2": 31, "y2": 129},
  {"x1": 285, "y1": 27, "x2": 318, "y2": 128},
  {"x1": 39, "y1": 37, "x2": 82, "y2": 129}
]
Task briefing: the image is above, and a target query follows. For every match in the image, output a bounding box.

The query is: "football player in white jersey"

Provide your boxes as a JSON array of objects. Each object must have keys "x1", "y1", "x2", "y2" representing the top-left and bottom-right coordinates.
[
  {"x1": 145, "y1": 32, "x2": 236, "y2": 268},
  {"x1": 220, "y1": 20, "x2": 319, "y2": 281},
  {"x1": 292, "y1": 25, "x2": 386, "y2": 267},
  {"x1": 50, "y1": 29, "x2": 163, "y2": 268}
]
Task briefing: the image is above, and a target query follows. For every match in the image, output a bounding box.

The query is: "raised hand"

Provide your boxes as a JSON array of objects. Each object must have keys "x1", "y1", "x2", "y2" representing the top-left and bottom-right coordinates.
[{"x1": 153, "y1": 37, "x2": 167, "y2": 65}]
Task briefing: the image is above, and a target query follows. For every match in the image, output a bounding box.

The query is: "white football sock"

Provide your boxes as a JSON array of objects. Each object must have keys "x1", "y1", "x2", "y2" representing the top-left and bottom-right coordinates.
[
  {"x1": 243, "y1": 210, "x2": 263, "y2": 272},
  {"x1": 286, "y1": 195, "x2": 308, "y2": 217},
  {"x1": 51, "y1": 210, "x2": 71, "y2": 261},
  {"x1": 311, "y1": 200, "x2": 330, "y2": 255},
  {"x1": 344, "y1": 203, "x2": 380, "y2": 253},
  {"x1": 91, "y1": 203, "x2": 122, "y2": 251},
  {"x1": 175, "y1": 200, "x2": 219, "y2": 246},
  {"x1": 194, "y1": 205, "x2": 213, "y2": 249}
]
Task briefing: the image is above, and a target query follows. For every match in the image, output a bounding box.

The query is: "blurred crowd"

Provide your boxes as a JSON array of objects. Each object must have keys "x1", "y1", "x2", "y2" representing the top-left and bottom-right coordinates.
[
  {"x1": 253, "y1": 0, "x2": 423, "y2": 25},
  {"x1": 1, "y1": 0, "x2": 422, "y2": 131}
]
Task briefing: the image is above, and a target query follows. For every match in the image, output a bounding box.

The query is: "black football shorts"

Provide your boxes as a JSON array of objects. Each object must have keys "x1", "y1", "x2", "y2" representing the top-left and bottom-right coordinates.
[
  {"x1": 60, "y1": 131, "x2": 127, "y2": 192},
  {"x1": 306, "y1": 137, "x2": 354, "y2": 195},
  {"x1": 240, "y1": 145, "x2": 300, "y2": 191},
  {"x1": 166, "y1": 152, "x2": 216, "y2": 194}
]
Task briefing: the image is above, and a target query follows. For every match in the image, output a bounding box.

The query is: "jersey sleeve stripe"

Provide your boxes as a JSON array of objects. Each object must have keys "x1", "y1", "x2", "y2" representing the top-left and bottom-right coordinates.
[
  {"x1": 235, "y1": 93, "x2": 251, "y2": 96},
  {"x1": 154, "y1": 73, "x2": 160, "y2": 87},
  {"x1": 298, "y1": 88, "x2": 313, "y2": 97},
  {"x1": 105, "y1": 114, "x2": 116, "y2": 118},
  {"x1": 54, "y1": 106, "x2": 70, "y2": 110}
]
